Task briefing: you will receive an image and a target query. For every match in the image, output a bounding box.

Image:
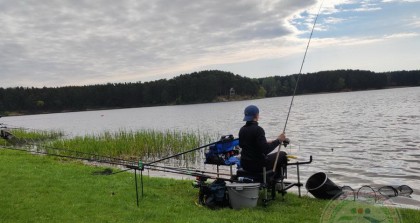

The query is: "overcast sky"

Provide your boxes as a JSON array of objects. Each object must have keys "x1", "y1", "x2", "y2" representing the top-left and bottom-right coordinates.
[{"x1": 1, "y1": 0, "x2": 419, "y2": 88}]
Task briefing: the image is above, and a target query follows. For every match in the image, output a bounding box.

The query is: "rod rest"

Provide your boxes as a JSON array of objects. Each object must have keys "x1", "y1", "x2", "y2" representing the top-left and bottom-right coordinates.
[
  {"x1": 236, "y1": 169, "x2": 277, "y2": 182},
  {"x1": 236, "y1": 155, "x2": 312, "y2": 180}
]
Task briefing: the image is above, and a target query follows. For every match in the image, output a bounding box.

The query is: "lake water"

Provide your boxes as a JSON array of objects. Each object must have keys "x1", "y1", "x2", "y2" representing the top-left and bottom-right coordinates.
[{"x1": 2, "y1": 87, "x2": 420, "y2": 207}]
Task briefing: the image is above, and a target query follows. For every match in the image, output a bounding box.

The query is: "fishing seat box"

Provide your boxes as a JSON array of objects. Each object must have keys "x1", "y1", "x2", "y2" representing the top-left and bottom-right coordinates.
[
  {"x1": 235, "y1": 156, "x2": 313, "y2": 206},
  {"x1": 236, "y1": 166, "x2": 287, "y2": 205}
]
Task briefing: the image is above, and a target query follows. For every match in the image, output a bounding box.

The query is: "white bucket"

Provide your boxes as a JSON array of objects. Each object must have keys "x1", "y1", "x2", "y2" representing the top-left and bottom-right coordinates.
[{"x1": 226, "y1": 183, "x2": 260, "y2": 209}]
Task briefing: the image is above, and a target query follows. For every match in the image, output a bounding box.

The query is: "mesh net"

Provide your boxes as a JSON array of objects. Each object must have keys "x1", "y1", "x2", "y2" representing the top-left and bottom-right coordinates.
[
  {"x1": 378, "y1": 186, "x2": 398, "y2": 197},
  {"x1": 397, "y1": 185, "x2": 414, "y2": 197}
]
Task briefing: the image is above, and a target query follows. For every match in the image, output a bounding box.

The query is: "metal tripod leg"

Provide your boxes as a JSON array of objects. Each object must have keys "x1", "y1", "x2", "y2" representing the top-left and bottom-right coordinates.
[{"x1": 263, "y1": 167, "x2": 268, "y2": 206}]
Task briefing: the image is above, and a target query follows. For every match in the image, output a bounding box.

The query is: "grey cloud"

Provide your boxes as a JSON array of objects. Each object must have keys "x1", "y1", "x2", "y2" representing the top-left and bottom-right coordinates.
[{"x1": 0, "y1": 0, "x2": 316, "y2": 87}]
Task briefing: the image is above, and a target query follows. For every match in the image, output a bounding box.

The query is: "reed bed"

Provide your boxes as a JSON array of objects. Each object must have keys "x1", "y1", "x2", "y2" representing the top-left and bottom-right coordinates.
[
  {"x1": 47, "y1": 129, "x2": 213, "y2": 163},
  {"x1": 8, "y1": 128, "x2": 64, "y2": 140},
  {"x1": 0, "y1": 128, "x2": 64, "y2": 146}
]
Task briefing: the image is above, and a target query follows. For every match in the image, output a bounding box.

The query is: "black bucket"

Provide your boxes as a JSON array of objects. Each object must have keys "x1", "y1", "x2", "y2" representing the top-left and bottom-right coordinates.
[{"x1": 306, "y1": 172, "x2": 343, "y2": 199}]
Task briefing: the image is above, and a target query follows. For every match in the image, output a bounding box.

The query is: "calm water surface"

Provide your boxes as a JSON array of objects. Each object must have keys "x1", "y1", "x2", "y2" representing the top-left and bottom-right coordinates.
[{"x1": 3, "y1": 87, "x2": 420, "y2": 207}]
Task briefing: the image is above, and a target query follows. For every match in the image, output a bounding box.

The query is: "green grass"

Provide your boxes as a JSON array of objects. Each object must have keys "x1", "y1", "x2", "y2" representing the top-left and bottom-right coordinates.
[{"x1": 1, "y1": 149, "x2": 419, "y2": 223}]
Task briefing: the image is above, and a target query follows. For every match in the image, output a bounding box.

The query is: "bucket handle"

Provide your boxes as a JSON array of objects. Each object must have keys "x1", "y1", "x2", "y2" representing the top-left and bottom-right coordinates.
[{"x1": 229, "y1": 187, "x2": 259, "y2": 199}]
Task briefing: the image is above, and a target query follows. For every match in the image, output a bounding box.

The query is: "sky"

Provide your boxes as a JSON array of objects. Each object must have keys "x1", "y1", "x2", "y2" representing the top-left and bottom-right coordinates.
[{"x1": 0, "y1": 0, "x2": 419, "y2": 88}]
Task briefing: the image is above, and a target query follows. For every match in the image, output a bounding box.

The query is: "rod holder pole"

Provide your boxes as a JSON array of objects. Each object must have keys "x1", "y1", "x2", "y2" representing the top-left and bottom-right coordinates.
[
  {"x1": 135, "y1": 169, "x2": 139, "y2": 207},
  {"x1": 141, "y1": 169, "x2": 144, "y2": 197},
  {"x1": 297, "y1": 163, "x2": 301, "y2": 197}
]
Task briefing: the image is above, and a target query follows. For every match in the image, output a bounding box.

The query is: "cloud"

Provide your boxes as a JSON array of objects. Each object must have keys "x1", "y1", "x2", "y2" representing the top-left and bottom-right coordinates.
[
  {"x1": 382, "y1": 0, "x2": 420, "y2": 2},
  {"x1": 323, "y1": 16, "x2": 346, "y2": 24},
  {"x1": 353, "y1": 1, "x2": 382, "y2": 11},
  {"x1": 306, "y1": 32, "x2": 420, "y2": 73},
  {"x1": 1, "y1": 0, "x2": 314, "y2": 87},
  {"x1": 311, "y1": 32, "x2": 419, "y2": 49},
  {"x1": 0, "y1": 0, "x2": 418, "y2": 87},
  {"x1": 201, "y1": 29, "x2": 420, "y2": 79},
  {"x1": 406, "y1": 16, "x2": 420, "y2": 28}
]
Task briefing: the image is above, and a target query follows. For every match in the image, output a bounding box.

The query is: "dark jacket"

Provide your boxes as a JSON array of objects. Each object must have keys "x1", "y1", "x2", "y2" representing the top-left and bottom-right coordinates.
[{"x1": 239, "y1": 121, "x2": 280, "y2": 172}]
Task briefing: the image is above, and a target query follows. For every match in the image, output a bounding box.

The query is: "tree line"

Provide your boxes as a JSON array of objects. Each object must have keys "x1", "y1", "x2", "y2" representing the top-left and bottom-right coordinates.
[{"x1": 0, "y1": 69, "x2": 419, "y2": 116}]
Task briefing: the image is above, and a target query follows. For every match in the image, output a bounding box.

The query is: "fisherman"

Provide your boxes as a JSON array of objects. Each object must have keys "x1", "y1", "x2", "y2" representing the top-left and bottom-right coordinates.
[{"x1": 239, "y1": 105, "x2": 288, "y2": 177}]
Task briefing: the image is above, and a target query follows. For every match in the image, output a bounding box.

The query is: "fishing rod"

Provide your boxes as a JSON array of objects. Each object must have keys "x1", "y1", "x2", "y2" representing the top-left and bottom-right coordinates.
[
  {"x1": 146, "y1": 164, "x2": 233, "y2": 177},
  {"x1": 1, "y1": 139, "x2": 230, "y2": 206},
  {"x1": 144, "y1": 165, "x2": 211, "y2": 178},
  {"x1": 1, "y1": 130, "x2": 146, "y2": 206},
  {"x1": 1, "y1": 127, "x2": 236, "y2": 203},
  {"x1": 273, "y1": 0, "x2": 324, "y2": 172},
  {"x1": 145, "y1": 140, "x2": 225, "y2": 166},
  {"x1": 0, "y1": 141, "x2": 142, "y2": 170},
  {"x1": 1, "y1": 124, "x2": 136, "y2": 165},
  {"x1": 1, "y1": 124, "x2": 137, "y2": 168},
  {"x1": 1, "y1": 124, "x2": 234, "y2": 176}
]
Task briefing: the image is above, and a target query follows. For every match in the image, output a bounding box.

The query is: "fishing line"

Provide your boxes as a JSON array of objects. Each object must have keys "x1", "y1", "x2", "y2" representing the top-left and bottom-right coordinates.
[{"x1": 273, "y1": 0, "x2": 324, "y2": 171}]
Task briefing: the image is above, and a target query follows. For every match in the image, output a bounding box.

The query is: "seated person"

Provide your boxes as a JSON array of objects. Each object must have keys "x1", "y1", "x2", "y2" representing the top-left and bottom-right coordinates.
[{"x1": 239, "y1": 105, "x2": 288, "y2": 177}]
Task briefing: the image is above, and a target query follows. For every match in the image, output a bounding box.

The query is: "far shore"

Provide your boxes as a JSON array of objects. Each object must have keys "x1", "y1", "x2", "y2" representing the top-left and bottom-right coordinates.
[{"x1": 2, "y1": 85, "x2": 418, "y2": 117}]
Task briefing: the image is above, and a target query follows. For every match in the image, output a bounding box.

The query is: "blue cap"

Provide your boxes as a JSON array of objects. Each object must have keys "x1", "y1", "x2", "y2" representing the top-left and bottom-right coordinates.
[{"x1": 243, "y1": 105, "x2": 259, "y2": 121}]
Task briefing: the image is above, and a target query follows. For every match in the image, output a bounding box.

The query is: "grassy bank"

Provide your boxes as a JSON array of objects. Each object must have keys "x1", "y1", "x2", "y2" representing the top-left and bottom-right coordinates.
[{"x1": 1, "y1": 149, "x2": 419, "y2": 223}]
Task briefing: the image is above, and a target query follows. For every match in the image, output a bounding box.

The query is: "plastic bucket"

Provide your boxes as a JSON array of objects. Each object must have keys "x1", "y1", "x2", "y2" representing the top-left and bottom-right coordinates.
[
  {"x1": 226, "y1": 183, "x2": 260, "y2": 209},
  {"x1": 306, "y1": 172, "x2": 343, "y2": 199}
]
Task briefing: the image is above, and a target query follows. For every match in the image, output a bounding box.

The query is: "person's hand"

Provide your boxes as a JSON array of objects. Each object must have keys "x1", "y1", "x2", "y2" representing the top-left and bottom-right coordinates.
[{"x1": 278, "y1": 132, "x2": 286, "y2": 142}]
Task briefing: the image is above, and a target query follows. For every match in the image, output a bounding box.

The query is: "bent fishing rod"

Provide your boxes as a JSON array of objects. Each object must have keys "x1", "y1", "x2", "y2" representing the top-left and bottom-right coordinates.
[{"x1": 273, "y1": 0, "x2": 324, "y2": 172}]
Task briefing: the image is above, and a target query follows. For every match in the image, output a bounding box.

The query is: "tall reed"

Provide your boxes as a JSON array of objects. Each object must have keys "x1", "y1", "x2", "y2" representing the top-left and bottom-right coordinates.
[
  {"x1": 0, "y1": 128, "x2": 64, "y2": 146},
  {"x1": 47, "y1": 129, "x2": 213, "y2": 163}
]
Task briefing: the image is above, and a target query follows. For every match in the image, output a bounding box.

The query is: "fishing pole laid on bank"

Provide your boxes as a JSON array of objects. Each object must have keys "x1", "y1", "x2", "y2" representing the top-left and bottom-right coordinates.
[
  {"x1": 0, "y1": 126, "x2": 241, "y2": 206},
  {"x1": 272, "y1": 0, "x2": 324, "y2": 172}
]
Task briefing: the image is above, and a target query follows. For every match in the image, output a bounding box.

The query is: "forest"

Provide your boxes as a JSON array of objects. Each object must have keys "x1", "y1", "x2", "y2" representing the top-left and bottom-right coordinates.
[{"x1": 0, "y1": 69, "x2": 419, "y2": 116}]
